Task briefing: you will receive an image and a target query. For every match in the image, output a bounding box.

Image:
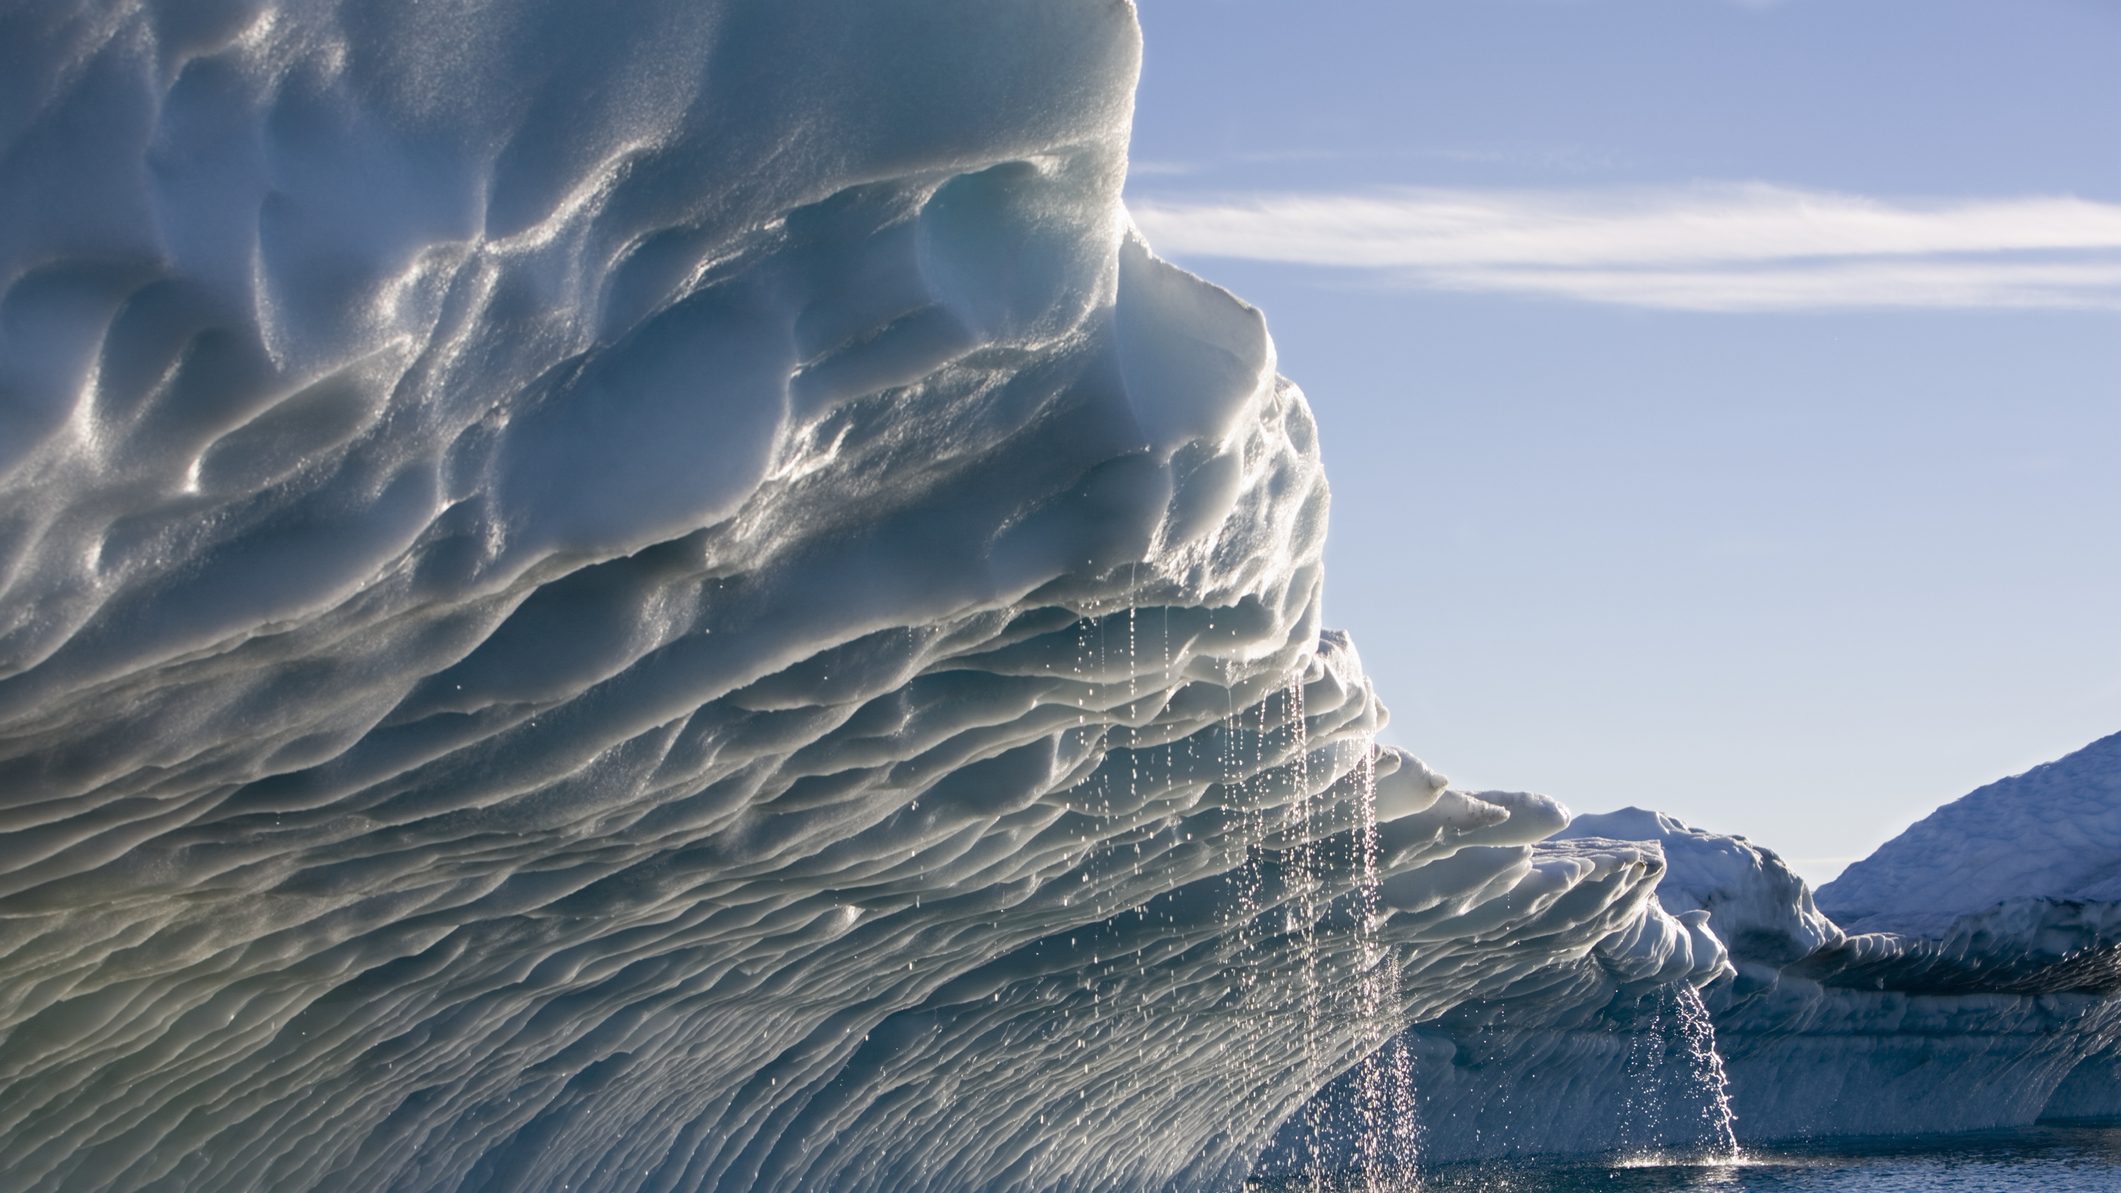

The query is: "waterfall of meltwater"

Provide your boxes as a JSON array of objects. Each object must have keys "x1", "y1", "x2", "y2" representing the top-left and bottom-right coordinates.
[
  {"x1": 1674, "y1": 985, "x2": 1742, "y2": 1162},
  {"x1": 1348, "y1": 742, "x2": 1421, "y2": 1190}
]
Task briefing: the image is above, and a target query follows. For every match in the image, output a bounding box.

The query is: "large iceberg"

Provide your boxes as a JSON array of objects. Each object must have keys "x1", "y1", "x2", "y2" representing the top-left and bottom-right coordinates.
[
  {"x1": 0, "y1": 1, "x2": 1727, "y2": 1189},
  {"x1": 9, "y1": 1, "x2": 2107, "y2": 1186}
]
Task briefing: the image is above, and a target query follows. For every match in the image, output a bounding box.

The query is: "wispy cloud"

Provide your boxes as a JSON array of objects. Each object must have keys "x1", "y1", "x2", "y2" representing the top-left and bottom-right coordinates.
[
  {"x1": 1124, "y1": 142, "x2": 1622, "y2": 182},
  {"x1": 1127, "y1": 183, "x2": 2121, "y2": 312},
  {"x1": 1124, "y1": 158, "x2": 1200, "y2": 178}
]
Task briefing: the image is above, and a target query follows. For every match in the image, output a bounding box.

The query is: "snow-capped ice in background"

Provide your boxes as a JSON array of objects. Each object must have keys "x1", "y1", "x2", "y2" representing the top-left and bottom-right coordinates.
[
  {"x1": 1811, "y1": 731, "x2": 2121, "y2": 1126},
  {"x1": 1820, "y1": 730, "x2": 2121, "y2": 933},
  {"x1": 0, "y1": 1, "x2": 1726, "y2": 1189},
  {"x1": 5, "y1": 1, "x2": 2115, "y2": 1187}
]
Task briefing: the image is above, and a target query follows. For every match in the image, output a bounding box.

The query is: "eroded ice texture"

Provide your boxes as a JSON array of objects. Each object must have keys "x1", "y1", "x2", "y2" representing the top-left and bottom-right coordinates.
[{"x1": 0, "y1": 2, "x2": 1717, "y2": 1190}]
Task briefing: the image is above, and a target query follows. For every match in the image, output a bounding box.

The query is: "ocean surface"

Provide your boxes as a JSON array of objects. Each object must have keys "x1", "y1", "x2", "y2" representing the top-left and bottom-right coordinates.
[{"x1": 1262, "y1": 1123, "x2": 2121, "y2": 1191}]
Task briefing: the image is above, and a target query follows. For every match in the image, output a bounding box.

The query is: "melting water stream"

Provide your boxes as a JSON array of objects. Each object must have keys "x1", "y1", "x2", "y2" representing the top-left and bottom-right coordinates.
[
  {"x1": 1279, "y1": 682, "x2": 1423, "y2": 1190},
  {"x1": 1675, "y1": 985, "x2": 1744, "y2": 1162},
  {"x1": 1067, "y1": 604, "x2": 1433, "y2": 1188},
  {"x1": 1141, "y1": 621, "x2": 1746, "y2": 1190},
  {"x1": 1617, "y1": 984, "x2": 1744, "y2": 1168},
  {"x1": 1345, "y1": 738, "x2": 1421, "y2": 1190}
]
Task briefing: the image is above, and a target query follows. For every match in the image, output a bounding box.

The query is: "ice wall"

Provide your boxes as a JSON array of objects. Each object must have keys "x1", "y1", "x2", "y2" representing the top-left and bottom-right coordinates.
[
  {"x1": 1258, "y1": 812, "x2": 1734, "y2": 1175},
  {"x1": 0, "y1": 2, "x2": 1716, "y2": 1189}
]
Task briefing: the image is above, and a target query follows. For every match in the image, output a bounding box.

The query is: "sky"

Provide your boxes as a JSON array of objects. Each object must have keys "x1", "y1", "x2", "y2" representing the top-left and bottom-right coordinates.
[{"x1": 1124, "y1": 0, "x2": 2121, "y2": 883}]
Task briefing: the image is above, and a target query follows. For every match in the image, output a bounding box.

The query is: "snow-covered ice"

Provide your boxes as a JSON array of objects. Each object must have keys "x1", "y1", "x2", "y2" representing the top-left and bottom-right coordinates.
[{"x1": 1820, "y1": 730, "x2": 2121, "y2": 934}]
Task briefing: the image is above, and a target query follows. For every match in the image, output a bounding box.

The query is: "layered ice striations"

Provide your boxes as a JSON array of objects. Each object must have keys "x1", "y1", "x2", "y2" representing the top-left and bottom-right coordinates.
[{"x1": 0, "y1": 2, "x2": 1715, "y2": 1189}]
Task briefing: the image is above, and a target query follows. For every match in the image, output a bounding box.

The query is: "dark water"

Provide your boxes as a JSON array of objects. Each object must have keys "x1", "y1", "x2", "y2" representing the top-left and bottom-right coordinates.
[
  {"x1": 1261, "y1": 1123, "x2": 2121, "y2": 1191},
  {"x1": 1432, "y1": 1124, "x2": 2121, "y2": 1191}
]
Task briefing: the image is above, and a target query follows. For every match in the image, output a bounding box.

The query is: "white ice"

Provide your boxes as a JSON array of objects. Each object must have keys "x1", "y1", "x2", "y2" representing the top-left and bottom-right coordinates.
[{"x1": 1820, "y1": 730, "x2": 2121, "y2": 934}]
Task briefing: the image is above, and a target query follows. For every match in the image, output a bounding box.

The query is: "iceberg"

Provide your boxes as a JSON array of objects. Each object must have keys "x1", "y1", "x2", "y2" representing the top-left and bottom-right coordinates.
[
  {"x1": 0, "y1": 1, "x2": 1725, "y2": 1189},
  {"x1": 1806, "y1": 730, "x2": 2121, "y2": 1129},
  {"x1": 1818, "y1": 730, "x2": 2121, "y2": 934},
  {"x1": 1380, "y1": 737, "x2": 2121, "y2": 1162}
]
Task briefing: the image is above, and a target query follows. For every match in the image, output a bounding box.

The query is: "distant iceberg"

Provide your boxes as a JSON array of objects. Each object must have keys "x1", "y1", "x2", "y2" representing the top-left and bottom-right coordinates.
[
  {"x1": 1808, "y1": 730, "x2": 2121, "y2": 1128},
  {"x1": 1376, "y1": 735, "x2": 2121, "y2": 1163},
  {"x1": 1819, "y1": 730, "x2": 2121, "y2": 934}
]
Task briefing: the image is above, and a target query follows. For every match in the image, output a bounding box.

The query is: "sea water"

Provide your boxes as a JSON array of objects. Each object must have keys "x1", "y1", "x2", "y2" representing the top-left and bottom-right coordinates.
[{"x1": 1254, "y1": 1123, "x2": 2121, "y2": 1191}]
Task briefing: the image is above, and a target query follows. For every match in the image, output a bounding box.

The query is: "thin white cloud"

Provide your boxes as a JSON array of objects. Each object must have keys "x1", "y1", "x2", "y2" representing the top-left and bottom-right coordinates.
[
  {"x1": 1127, "y1": 184, "x2": 2121, "y2": 312},
  {"x1": 1124, "y1": 158, "x2": 1199, "y2": 178},
  {"x1": 1422, "y1": 259, "x2": 2121, "y2": 313}
]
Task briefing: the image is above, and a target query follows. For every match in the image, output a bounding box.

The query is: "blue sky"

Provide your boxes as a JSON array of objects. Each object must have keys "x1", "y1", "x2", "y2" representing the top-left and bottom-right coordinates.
[{"x1": 1125, "y1": 0, "x2": 2121, "y2": 881}]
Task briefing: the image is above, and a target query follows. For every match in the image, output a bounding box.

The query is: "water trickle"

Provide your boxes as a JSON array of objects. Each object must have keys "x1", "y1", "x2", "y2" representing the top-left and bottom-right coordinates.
[
  {"x1": 1674, "y1": 985, "x2": 1742, "y2": 1162},
  {"x1": 1348, "y1": 742, "x2": 1421, "y2": 1189},
  {"x1": 1611, "y1": 984, "x2": 1743, "y2": 1166},
  {"x1": 1281, "y1": 676, "x2": 1329, "y2": 1188},
  {"x1": 1614, "y1": 993, "x2": 1669, "y2": 1159}
]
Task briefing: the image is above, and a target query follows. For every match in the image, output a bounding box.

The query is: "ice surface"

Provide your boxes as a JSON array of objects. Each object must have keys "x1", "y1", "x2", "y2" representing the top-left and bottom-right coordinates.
[
  {"x1": 0, "y1": 2, "x2": 1717, "y2": 1189},
  {"x1": 1566, "y1": 807, "x2": 1841, "y2": 969}
]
